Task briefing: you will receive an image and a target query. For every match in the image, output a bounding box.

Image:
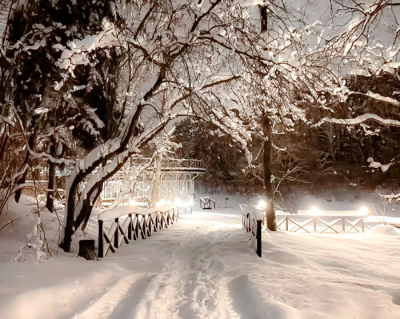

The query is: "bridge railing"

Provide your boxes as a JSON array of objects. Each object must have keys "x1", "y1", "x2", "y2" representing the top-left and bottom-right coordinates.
[
  {"x1": 275, "y1": 213, "x2": 371, "y2": 233},
  {"x1": 239, "y1": 204, "x2": 262, "y2": 258},
  {"x1": 97, "y1": 204, "x2": 178, "y2": 258}
]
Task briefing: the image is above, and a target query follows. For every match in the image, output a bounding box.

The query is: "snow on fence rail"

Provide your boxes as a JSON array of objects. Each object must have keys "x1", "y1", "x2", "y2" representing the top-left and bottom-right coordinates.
[
  {"x1": 276, "y1": 210, "x2": 371, "y2": 233},
  {"x1": 97, "y1": 204, "x2": 178, "y2": 258},
  {"x1": 239, "y1": 204, "x2": 262, "y2": 258}
]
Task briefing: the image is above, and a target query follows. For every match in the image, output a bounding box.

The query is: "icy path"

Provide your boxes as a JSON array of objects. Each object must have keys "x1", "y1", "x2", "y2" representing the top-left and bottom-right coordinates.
[{"x1": 1, "y1": 210, "x2": 400, "y2": 319}]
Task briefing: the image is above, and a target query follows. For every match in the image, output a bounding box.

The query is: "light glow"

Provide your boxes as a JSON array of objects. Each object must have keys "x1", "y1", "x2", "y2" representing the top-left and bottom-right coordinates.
[
  {"x1": 174, "y1": 197, "x2": 182, "y2": 206},
  {"x1": 359, "y1": 206, "x2": 369, "y2": 216},
  {"x1": 129, "y1": 199, "x2": 137, "y2": 206},
  {"x1": 156, "y1": 199, "x2": 166, "y2": 208},
  {"x1": 310, "y1": 206, "x2": 321, "y2": 215},
  {"x1": 258, "y1": 200, "x2": 267, "y2": 209}
]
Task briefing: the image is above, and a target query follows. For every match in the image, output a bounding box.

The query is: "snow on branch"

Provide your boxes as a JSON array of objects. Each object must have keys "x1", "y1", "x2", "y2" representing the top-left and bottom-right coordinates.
[
  {"x1": 380, "y1": 193, "x2": 400, "y2": 203},
  {"x1": 314, "y1": 113, "x2": 400, "y2": 128},
  {"x1": 350, "y1": 91, "x2": 400, "y2": 107}
]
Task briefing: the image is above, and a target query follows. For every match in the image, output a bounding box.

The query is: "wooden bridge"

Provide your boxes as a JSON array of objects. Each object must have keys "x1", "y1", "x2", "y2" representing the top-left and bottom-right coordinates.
[{"x1": 97, "y1": 204, "x2": 179, "y2": 258}]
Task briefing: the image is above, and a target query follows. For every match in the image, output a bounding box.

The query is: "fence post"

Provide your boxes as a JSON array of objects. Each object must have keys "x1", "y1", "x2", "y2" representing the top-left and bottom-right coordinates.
[
  {"x1": 114, "y1": 218, "x2": 119, "y2": 248},
  {"x1": 257, "y1": 220, "x2": 262, "y2": 258},
  {"x1": 142, "y1": 216, "x2": 147, "y2": 239},
  {"x1": 314, "y1": 218, "x2": 317, "y2": 233},
  {"x1": 98, "y1": 220, "x2": 103, "y2": 258},
  {"x1": 342, "y1": 218, "x2": 346, "y2": 233},
  {"x1": 286, "y1": 216, "x2": 289, "y2": 231},
  {"x1": 135, "y1": 214, "x2": 139, "y2": 240},
  {"x1": 361, "y1": 218, "x2": 365, "y2": 232},
  {"x1": 128, "y1": 214, "x2": 132, "y2": 240}
]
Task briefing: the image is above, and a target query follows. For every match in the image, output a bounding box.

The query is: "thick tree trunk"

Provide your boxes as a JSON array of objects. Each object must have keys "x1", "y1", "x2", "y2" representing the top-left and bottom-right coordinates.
[
  {"x1": 61, "y1": 71, "x2": 165, "y2": 252},
  {"x1": 61, "y1": 175, "x2": 82, "y2": 252},
  {"x1": 78, "y1": 184, "x2": 103, "y2": 232},
  {"x1": 262, "y1": 115, "x2": 276, "y2": 231}
]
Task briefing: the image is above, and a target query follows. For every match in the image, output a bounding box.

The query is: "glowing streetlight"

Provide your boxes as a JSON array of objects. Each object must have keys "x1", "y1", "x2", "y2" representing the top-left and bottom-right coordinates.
[
  {"x1": 359, "y1": 206, "x2": 369, "y2": 216},
  {"x1": 310, "y1": 206, "x2": 320, "y2": 215},
  {"x1": 258, "y1": 200, "x2": 267, "y2": 209}
]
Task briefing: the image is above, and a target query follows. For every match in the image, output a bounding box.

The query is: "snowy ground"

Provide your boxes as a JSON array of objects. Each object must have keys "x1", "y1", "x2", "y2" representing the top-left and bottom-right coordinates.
[{"x1": 1, "y1": 195, "x2": 400, "y2": 318}]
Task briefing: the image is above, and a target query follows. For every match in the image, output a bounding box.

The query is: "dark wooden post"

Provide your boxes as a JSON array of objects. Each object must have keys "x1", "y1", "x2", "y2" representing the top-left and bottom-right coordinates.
[
  {"x1": 98, "y1": 220, "x2": 104, "y2": 258},
  {"x1": 114, "y1": 218, "x2": 119, "y2": 248},
  {"x1": 257, "y1": 220, "x2": 262, "y2": 258},
  {"x1": 155, "y1": 212, "x2": 159, "y2": 230},
  {"x1": 135, "y1": 214, "x2": 139, "y2": 240},
  {"x1": 128, "y1": 214, "x2": 132, "y2": 240},
  {"x1": 142, "y1": 216, "x2": 147, "y2": 239},
  {"x1": 148, "y1": 215, "x2": 152, "y2": 236}
]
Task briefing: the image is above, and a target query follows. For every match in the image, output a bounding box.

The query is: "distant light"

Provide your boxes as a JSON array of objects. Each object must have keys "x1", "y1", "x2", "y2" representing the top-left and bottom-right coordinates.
[
  {"x1": 129, "y1": 199, "x2": 137, "y2": 206},
  {"x1": 174, "y1": 197, "x2": 182, "y2": 206},
  {"x1": 359, "y1": 206, "x2": 369, "y2": 216},
  {"x1": 166, "y1": 200, "x2": 171, "y2": 205},
  {"x1": 156, "y1": 199, "x2": 166, "y2": 208},
  {"x1": 310, "y1": 206, "x2": 321, "y2": 215},
  {"x1": 258, "y1": 200, "x2": 267, "y2": 209}
]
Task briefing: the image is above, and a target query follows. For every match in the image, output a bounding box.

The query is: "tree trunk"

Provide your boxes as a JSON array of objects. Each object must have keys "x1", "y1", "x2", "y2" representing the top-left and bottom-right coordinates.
[
  {"x1": 46, "y1": 140, "x2": 56, "y2": 212},
  {"x1": 61, "y1": 71, "x2": 166, "y2": 252},
  {"x1": 79, "y1": 184, "x2": 103, "y2": 232},
  {"x1": 61, "y1": 175, "x2": 82, "y2": 252},
  {"x1": 151, "y1": 153, "x2": 162, "y2": 207},
  {"x1": 262, "y1": 115, "x2": 276, "y2": 231},
  {"x1": 15, "y1": 132, "x2": 36, "y2": 202}
]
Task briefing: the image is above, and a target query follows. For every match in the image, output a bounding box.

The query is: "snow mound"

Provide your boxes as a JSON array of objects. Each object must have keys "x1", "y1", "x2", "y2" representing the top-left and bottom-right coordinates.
[{"x1": 368, "y1": 225, "x2": 400, "y2": 236}]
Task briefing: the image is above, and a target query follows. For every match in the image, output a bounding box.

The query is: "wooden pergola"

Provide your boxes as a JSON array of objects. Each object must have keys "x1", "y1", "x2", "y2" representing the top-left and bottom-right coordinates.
[{"x1": 101, "y1": 158, "x2": 205, "y2": 208}]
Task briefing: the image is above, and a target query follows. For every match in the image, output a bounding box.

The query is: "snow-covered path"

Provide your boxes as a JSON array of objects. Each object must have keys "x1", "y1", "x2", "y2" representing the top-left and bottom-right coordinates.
[
  {"x1": 1, "y1": 209, "x2": 400, "y2": 319},
  {"x1": 75, "y1": 214, "x2": 253, "y2": 319}
]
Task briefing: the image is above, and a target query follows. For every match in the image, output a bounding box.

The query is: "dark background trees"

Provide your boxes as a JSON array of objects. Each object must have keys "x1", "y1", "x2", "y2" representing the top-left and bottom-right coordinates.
[{"x1": 173, "y1": 71, "x2": 400, "y2": 211}]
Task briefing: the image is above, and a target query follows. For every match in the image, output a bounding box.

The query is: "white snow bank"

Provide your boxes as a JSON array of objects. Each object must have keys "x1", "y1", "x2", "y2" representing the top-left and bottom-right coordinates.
[
  {"x1": 2, "y1": 204, "x2": 400, "y2": 318},
  {"x1": 0, "y1": 257, "x2": 123, "y2": 319},
  {"x1": 364, "y1": 216, "x2": 400, "y2": 225},
  {"x1": 0, "y1": 195, "x2": 96, "y2": 258},
  {"x1": 367, "y1": 225, "x2": 400, "y2": 236}
]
